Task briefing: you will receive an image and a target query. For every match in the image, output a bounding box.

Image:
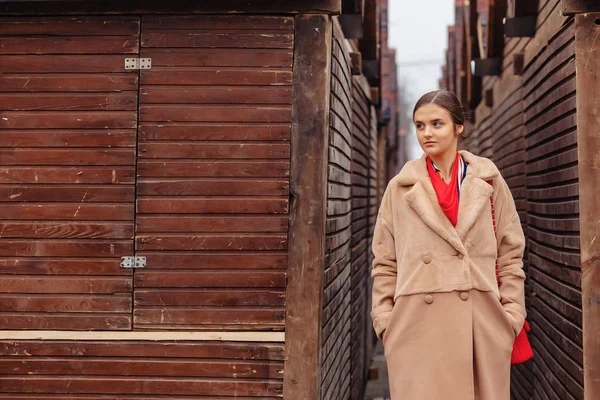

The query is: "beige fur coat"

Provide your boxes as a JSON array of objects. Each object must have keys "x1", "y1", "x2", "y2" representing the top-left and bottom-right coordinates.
[{"x1": 370, "y1": 150, "x2": 526, "y2": 399}]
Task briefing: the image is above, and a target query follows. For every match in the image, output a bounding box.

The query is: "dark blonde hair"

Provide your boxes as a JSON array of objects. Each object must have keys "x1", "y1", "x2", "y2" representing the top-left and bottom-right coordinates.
[{"x1": 412, "y1": 90, "x2": 466, "y2": 128}]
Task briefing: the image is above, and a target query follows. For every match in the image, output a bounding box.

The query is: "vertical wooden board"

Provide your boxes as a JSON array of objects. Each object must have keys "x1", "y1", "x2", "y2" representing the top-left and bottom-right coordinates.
[
  {"x1": 0, "y1": 16, "x2": 139, "y2": 330},
  {"x1": 575, "y1": 12, "x2": 600, "y2": 400},
  {"x1": 283, "y1": 13, "x2": 331, "y2": 400},
  {"x1": 134, "y1": 15, "x2": 292, "y2": 331}
]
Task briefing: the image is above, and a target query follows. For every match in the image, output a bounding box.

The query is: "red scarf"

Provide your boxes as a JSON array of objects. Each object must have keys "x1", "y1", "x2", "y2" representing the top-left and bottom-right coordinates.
[{"x1": 426, "y1": 152, "x2": 462, "y2": 226}]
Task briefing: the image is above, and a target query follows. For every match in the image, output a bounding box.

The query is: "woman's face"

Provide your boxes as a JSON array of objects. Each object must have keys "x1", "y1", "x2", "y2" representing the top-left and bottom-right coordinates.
[{"x1": 414, "y1": 103, "x2": 463, "y2": 158}]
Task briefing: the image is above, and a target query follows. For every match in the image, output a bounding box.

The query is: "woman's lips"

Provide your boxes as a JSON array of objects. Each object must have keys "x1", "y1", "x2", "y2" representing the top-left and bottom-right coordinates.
[{"x1": 425, "y1": 141, "x2": 436, "y2": 146}]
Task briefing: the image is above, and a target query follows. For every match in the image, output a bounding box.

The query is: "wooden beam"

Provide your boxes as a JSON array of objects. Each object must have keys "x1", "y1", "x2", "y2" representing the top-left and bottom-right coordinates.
[
  {"x1": 0, "y1": 331, "x2": 285, "y2": 341},
  {"x1": 0, "y1": 0, "x2": 342, "y2": 14},
  {"x1": 486, "y1": 0, "x2": 508, "y2": 58},
  {"x1": 350, "y1": 52, "x2": 362, "y2": 75},
  {"x1": 339, "y1": 13, "x2": 363, "y2": 38},
  {"x1": 472, "y1": 57, "x2": 503, "y2": 76},
  {"x1": 284, "y1": 13, "x2": 331, "y2": 400},
  {"x1": 513, "y1": 52, "x2": 525, "y2": 75},
  {"x1": 563, "y1": 0, "x2": 600, "y2": 15},
  {"x1": 504, "y1": 16, "x2": 537, "y2": 37},
  {"x1": 575, "y1": 12, "x2": 600, "y2": 400}
]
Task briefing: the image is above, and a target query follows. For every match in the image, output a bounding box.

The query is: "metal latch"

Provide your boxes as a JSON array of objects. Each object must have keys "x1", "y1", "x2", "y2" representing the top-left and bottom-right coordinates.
[
  {"x1": 120, "y1": 256, "x2": 146, "y2": 268},
  {"x1": 124, "y1": 58, "x2": 151, "y2": 70}
]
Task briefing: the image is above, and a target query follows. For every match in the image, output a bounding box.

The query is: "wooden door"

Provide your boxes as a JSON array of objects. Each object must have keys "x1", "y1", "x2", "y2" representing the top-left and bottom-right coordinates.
[
  {"x1": 133, "y1": 15, "x2": 294, "y2": 330},
  {"x1": 0, "y1": 17, "x2": 140, "y2": 330}
]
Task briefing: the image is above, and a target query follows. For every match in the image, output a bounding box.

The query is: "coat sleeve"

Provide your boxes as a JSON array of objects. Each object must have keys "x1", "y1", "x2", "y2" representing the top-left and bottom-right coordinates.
[
  {"x1": 493, "y1": 174, "x2": 527, "y2": 336},
  {"x1": 370, "y1": 185, "x2": 398, "y2": 341}
]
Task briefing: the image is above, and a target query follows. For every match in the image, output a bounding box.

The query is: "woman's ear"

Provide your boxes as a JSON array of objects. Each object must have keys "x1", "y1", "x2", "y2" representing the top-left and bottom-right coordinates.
[{"x1": 456, "y1": 124, "x2": 464, "y2": 136}]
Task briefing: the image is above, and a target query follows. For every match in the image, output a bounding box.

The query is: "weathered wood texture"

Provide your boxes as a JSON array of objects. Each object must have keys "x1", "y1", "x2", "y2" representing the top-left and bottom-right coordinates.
[
  {"x1": 574, "y1": 12, "x2": 600, "y2": 400},
  {"x1": 0, "y1": 16, "x2": 139, "y2": 330},
  {"x1": 349, "y1": 74, "x2": 373, "y2": 400},
  {"x1": 133, "y1": 15, "x2": 292, "y2": 331},
  {"x1": 458, "y1": 1, "x2": 582, "y2": 397},
  {"x1": 0, "y1": 0, "x2": 342, "y2": 14},
  {"x1": 321, "y1": 19, "x2": 353, "y2": 400},
  {"x1": 283, "y1": 13, "x2": 331, "y2": 400},
  {"x1": 0, "y1": 339, "x2": 284, "y2": 397}
]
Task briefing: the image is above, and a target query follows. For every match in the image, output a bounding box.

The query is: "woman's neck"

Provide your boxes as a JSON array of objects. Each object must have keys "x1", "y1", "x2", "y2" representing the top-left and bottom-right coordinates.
[{"x1": 430, "y1": 150, "x2": 458, "y2": 182}]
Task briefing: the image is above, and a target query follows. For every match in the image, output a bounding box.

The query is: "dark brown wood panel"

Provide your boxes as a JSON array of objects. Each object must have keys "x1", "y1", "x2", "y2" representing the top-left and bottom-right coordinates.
[
  {"x1": 0, "y1": 16, "x2": 139, "y2": 330},
  {"x1": 321, "y1": 19, "x2": 353, "y2": 400},
  {"x1": 134, "y1": 15, "x2": 292, "y2": 330}
]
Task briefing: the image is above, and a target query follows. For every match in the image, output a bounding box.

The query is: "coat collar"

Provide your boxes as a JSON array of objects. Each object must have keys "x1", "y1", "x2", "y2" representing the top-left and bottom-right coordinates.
[{"x1": 398, "y1": 150, "x2": 499, "y2": 255}]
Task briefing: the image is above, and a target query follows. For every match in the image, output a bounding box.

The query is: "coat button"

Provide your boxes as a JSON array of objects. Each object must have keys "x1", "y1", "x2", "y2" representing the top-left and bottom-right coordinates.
[
  {"x1": 424, "y1": 295, "x2": 434, "y2": 304},
  {"x1": 423, "y1": 255, "x2": 432, "y2": 264},
  {"x1": 459, "y1": 291, "x2": 469, "y2": 301},
  {"x1": 457, "y1": 253, "x2": 464, "y2": 260}
]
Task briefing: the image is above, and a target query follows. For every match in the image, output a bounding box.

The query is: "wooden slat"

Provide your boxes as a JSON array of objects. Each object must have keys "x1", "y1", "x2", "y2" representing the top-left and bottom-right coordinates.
[
  {"x1": 0, "y1": 74, "x2": 138, "y2": 92},
  {"x1": 0, "y1": 167, "x2": 135, "y2": 184},
  {"x1": 139, "y1": 105, "x2": 292, "y2": 123},
  {"x1": 137, "y1": 161, "x2": 289, "y2": 178},
  {"x1": 0, "y1": 130, "x2": 136, "y2": 147},
  {"x1": 0, "y1": 241, "x2": 133, "y2": 257},
  {"x1": 132, "y1": 252, "x2": 287, "y2": 270},
  {"x1": 136, "y1": 234, "x2": 287, "y2": 251},
  {"x1": 135, "y1": 289, "x2": 285, "y2": 307},
  {"x1": 0, "y1": 204, "x2": 133, "y2": 220},
  {"x1": 0, "y1": 258, "x2": 129, "y2": 275},
  {"x1": 136, "y1": 216, "x2": 287, "y2": 233},
  {"x1": 0, "y1": 55, "x2": 135, "y2": 73},
  {"x1": 0, "y1": 36, "x2": 139, "y2": 55},
  {"x1": 141, "y1": 32, "x2": 293, "y2": 49},
  {"x1": 136, "y1": 179, "x2": 289, "y2": 196},
  {"x1": 134, "y1": 308, "x2": 285, "y2": 327},
  {"x1": 0, "y1": 111, "x2": 137, "y2": 129},
  {"x1": 139, "y1": 143, "x2": 289, "y2": 159},
  {"x1": 139, "y1": 124, "x2": 290, "y2": 141},
  {"x1": 142, "y1": 15, "x2": 294, "y2": 31},
  {"x1": 0, "y1": 17, "x2": 140, "y2": 36},
  {"x1": 0, "y1": 315, "x2": 131, "y2": 330},
  {"x1": 0, "y1": 276, "x2": 130, "y2": 294},
  {"x1": 140, "y1": 86, "x2": 292, "y2": 104},
  {"x1": 141, "y1": 48, "x2": 292, "y2": 68},
  {"x1": 136, "y1": 198, "x2": 288, "y2": 214},
  {"x1": 0, "y1": 149, "x2": 134, "y2": 166},
  {"x1": 0, "y1": 294, "x2": 131, "y2": 313},
  {"x1": 0, "y1": 222, "x2": 133, "y2": 239},
  {"x1": 0, "y1": 185, "x2": 134, "y2": 202},
  {"x1": 141, "y1": 68, "x2": 292, "y2": 85},
  {"x1": 0, "y1": 93, "x2": 137, "y2": 111}
]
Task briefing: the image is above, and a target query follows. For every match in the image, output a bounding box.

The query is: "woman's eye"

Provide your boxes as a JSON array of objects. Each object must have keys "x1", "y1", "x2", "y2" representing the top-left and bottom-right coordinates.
[{"x1": 434, "y1": 122, "x2": 442, "y2": 127}]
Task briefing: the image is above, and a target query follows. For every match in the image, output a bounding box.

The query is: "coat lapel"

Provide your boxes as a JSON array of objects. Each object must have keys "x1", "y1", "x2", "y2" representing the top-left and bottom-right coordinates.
[{"x1": 399, "y1": 150, "x2": 498, "y2": 254}]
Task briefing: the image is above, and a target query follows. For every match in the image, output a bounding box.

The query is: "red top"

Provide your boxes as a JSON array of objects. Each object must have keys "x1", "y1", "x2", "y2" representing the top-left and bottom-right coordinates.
[{"x1": 426, "y1": 152, "x2": 462, "y2": 226}]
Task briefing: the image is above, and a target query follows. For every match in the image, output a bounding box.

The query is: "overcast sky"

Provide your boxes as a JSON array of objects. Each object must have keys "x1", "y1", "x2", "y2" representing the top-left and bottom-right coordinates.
[{"x1": 388, "y1": 0, "x2": 456, "y2": 160}]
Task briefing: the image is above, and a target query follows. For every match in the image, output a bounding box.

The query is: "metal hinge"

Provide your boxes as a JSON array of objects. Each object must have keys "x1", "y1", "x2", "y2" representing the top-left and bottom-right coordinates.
[
  {"x1": 124, "y1": 58, "x2": 151, "y2": 70},
  {"x1": 120, "y1": 256, "x2": 146, "y2": 269}
]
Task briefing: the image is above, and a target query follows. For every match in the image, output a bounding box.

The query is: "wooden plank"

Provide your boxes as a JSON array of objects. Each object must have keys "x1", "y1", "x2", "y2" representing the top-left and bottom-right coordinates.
[
  {"x1": 0, "y1": 294, "x2": 131, "y2": 312},
  {"x1": 0, "y1": 111, "x2": 137, "y2": 129},
  {"x1": 0, "y1": 276, "x2": 130, "y2": 294},
  {"x1": 0, "y1": 258, "x2": 129, "y2": 275},
  {"x1": 0, "y1": 376, "x2": 282, "y2": 396},
  {"x1": 0, "y1": 240, "x2": 133, "y2": 257},
  {"x1": 0, "y1": 185, "x2": 134, "y2": 202},
  {"x1": 0, "y1": 74, "x2": 138, "y2": 92},
  {"x1": 136, "y1": 198, "x2": 288, "y2": 214},
  {"x1": 0, "y1": 166, "x2": 135, "y2": 184},
  {"x1": 139, "y1": 143, "x2": 289, "y2": 159},
  {"x1": 284, "y1": 13, "x2": 331, "y2": 400},
  {"x1": 136, "y1": 179, "x2": 288, "y2": 196},
  {"x1": 141, "y1": 32, "x2": 293, "y2": 49},
  {"x1": 0, "y1": 314, "x2": 131, "y2": 330},
  {"x1": 141, "y1": 68, "x2": 292, "y2": 85},
  {"x1": 563, "y1": 0, "x2": 600, "y2": 14},
  {"x1": 0, "y1": 55, "x2": 135, "y2": 73},
  {"x1": 0, "y1": 222, "x2": 133, "y2": 239},
  {"x1": 0, "y1": 0, "x2": 341, "y2": 15},
  {"x1": 0, "y1": 204, "x2": 133, "y2": 220},
  {"x1": 137, "y1": 160, "x2": 289, "y2": 178},
  {"x1": 0, "y1": 334, "x2": 285, "y2": 343},
  {"x1": 135, "y1": 270, "x2": 286, "y2": 288},
  {"x1": 134, "y1": 308, "x2": 285, "y2": 327},
  {"x1": 140, "y1": 86, "x2": 292, "y2": 104},
  {"x1": 142, "y1": 15, "x2": 294, "y2": 31},
  {"x1": 139, "y1": 105, "x2": 292, "y2": 123},
  {"x1": 0, "y1": 36, "x2": 138, "y2": 54},
  {"x1": 0, "y1": 358, "x2": 282, "y2": 378},
  {"x1": 131, "y1": 252, "x2": 287, "y2": 270},
  {"x1": 575, "y1": 12, "x2": 600, "y2": 400},
  {"x1": 0, "y1": 130, "x2": 136, "y2": 147},
  {"x1": 0, "y1": 16, "x2": 140, "y2": 35},
  {"x1": 136, "y1": 216, "x2": 287, "y2": 233},
  {"x1": 0, "y1": 149, "x2": 134, "y2": 166},
  {"x1": 136, "y1": 234, "x2": 287, "y2": 251},
  {"x1": 140, "y1": 124, "x2": 290, "y2": 141},
  {"x1": 141, "y1": 48, "x2": 292, "y2": 68},
  {"x1": 135, "y1": 289, "x2": 285, "y2": 307},
  {"x1": 0, "y1": 93, "x2": 138, "y2": 111}
]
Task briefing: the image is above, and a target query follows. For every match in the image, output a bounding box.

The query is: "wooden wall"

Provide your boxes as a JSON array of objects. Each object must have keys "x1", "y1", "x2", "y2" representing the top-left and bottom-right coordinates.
[
  {"x1": 321, "y1": 19, "x2": 353, "y2": 400},
  {"x1": 453, "y1": 1, "x2": 583, "y2": 398}
]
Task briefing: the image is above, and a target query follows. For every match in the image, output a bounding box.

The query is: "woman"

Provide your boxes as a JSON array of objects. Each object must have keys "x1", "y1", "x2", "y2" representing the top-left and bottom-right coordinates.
[{"x1": 370, "y1": 90, "x2": 526, "y2": 399}]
